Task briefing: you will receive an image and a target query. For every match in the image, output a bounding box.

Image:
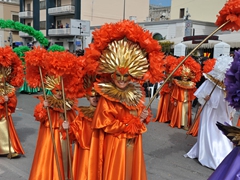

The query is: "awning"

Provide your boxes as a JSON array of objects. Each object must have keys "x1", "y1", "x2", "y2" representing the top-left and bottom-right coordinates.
[{"x1": 164, "y1": 33, "x2": 240, "y2": 49}]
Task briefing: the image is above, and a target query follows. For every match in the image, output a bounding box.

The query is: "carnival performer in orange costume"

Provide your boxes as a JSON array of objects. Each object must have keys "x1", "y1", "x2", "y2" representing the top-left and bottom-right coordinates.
[
  {"x1": 84, "y1": 20, "x2": 165, "y2": 180},
  {"x1": 154, "y1": 55, "x2": 177, "y2": 123},
  {"x1": 28, "y1": 76, "x2": 78, "y2": 180},
  {"x1": 169, "y1": 56, "x2": 201, "y2": 130},
  {"x1": 0, "y1": 46, "x2": 24, "y2": 158},
  {"x1": 25, "y1": 46, "x2": 84, "y2": 180},
  {"x1": 62, "y1": 86, "x2": 100, "y2": 180}
]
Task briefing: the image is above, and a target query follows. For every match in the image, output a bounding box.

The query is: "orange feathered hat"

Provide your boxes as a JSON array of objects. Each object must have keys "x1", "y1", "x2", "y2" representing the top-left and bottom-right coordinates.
[
  {"x1": 0, "y1": 46, "x2": 24, "y2": 87},
  {"x1": 169, "y1": 56, "x2": 202, "y2": 83},
  {"x1": 84, "y1": 20, "x2": 165, "y2": 84},
  {"x1": 25, "y1": 47, "x2": 86, "y2": 99},
  {"x1": 216, "y1": 0, "x2": 240, "y2": 31}
]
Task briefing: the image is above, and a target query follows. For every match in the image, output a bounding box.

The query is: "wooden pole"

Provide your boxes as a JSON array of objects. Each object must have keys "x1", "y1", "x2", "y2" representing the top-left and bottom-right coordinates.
[
  {"x1": 60, "y1": 77, "x2": 73, "y2": 180},
  {"x1": 39, "y1": 67, "x2": 62, "y2": 180}
]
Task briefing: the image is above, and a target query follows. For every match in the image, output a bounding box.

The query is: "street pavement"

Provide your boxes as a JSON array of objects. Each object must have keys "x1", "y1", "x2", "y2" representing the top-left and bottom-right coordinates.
[{"x1": 0, "y1": 91, "x2": 238, "y2": 180}]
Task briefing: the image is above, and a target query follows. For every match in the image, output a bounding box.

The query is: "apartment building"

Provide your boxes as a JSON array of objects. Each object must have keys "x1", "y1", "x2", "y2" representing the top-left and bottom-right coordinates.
[
  {"x1": 19, "y1": 0, "x2": 149, "y2": 51},
  {"x1": 0, "y1": 0, "x2": 21, "y2": 47}
]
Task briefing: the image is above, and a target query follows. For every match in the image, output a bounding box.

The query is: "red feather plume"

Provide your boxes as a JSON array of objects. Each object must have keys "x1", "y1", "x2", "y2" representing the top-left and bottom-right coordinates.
[
  {"x1": 216, "y1": 0, "x2": 240, "y2": 31},
  {"x1": 0, "y1": 46, "x2": 24, "y2": 87},
  {"x1": 25, "y1": 46, "x2": 48, "y2": 88}
]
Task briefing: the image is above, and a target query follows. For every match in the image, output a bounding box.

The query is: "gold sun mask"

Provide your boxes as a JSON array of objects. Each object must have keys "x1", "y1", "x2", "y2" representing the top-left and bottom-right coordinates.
[{"x1": 98, "y1": 39, "x2": 149, "y2": 79}]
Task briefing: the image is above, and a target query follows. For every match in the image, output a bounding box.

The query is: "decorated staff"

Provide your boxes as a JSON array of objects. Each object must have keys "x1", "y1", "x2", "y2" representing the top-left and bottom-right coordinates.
[
  {"x1": 0, "y1": 46, "x2": 24, "y2": 159},
  {"x1": 147, "y1": 0, "x2": 240, "y2": 108},
  {"x1": 25, "y1": 47, "x2": 85, "y2": 180}
]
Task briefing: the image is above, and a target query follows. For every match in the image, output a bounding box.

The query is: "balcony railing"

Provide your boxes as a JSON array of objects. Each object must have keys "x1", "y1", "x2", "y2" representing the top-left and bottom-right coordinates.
[
  {"x1": 19, "y1": 11, "x2": 33, "y2": 19},
  {"x1": 0, "y1": 0, "x2": 19, "y2": 4},
  {"x1": 48, "y1": 5, "x2": 75, "y2": 15},
  {"x1": 48, "y1": 28, "x2": 71, "y2": 36},
  {"x1": 19, "y1": 31, "x2": 31, "y2": 37}
]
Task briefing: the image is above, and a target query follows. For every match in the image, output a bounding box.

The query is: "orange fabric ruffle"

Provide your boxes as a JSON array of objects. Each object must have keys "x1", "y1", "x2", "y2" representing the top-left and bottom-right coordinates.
[{"x1": 122, "y1": 113, "x2": 144, "y2": 135}]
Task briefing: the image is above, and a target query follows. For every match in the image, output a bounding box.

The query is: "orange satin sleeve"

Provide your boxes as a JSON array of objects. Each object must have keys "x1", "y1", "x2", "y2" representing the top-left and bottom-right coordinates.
[
  {"x1": 171, "y1": 85, "x2": 183, "y2": 101},
  {"x1": 70, "y1": 114, "x2": 92, "y2": 149},
  {"x1": 171, "y1": 85, "x2": 196, "y2": 102},
  {"x1": 188, "y1": 88, "x2": 197, "y2": 101},
  {"x1": 93, "y1": 97, "x2": 147, "y2": 137},
  {"x1": 92, "y1": 97, "x2": 126, "y2": 133}
]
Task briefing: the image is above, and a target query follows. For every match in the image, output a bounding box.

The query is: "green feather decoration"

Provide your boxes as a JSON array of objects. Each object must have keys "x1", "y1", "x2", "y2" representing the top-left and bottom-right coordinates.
[
  {"x1": 0, "y1": 19, "x2": 49, "y2": 46},
  {"x1": 48, "y1": 44, "x2": 65, "y2": 52}
]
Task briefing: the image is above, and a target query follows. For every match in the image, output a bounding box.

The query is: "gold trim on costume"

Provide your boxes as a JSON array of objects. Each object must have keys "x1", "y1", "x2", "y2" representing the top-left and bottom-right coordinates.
[
  {"x1": 46, "y1": 95, "x2": 74, "y2": 110},
  {"x1": 96, "y1": 81, "x2": 143, "y2": 107},
  {"x1": 99, "y1": 39, "x2": 149, "y2": 79},
  {"x1": 173, "y1": 79, "x2": 195, "y2": 89},
  {"x1": 79, "y1": 106, "x2": 96, "y2": 119},
  {"x1": 203, "y1": 73, "x2": 225, "y2": 90},
  {"x1": 44, "y1": 76, "x2": 60, "y2": 91},
  {"x1": 0, "y1": 84, "x2": 15, "y2": 96}
]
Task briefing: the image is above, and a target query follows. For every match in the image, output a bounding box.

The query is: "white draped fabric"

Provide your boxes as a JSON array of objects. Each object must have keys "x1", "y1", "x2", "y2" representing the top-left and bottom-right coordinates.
[{"x1": 184, "y1": 80, "x2": 234, "y2": 170}]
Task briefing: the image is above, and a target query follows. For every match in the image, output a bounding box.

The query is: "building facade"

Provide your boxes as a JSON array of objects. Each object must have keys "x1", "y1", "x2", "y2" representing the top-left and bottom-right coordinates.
[
  {"x1": 170, "y1": 0, "x2": 228, "y2": 23},
  {"x1": 19, "y1": 0, "x2": 149, "y2": 51},
  {"x1": 0, "y1": 0, "x2": 21, "y2": 47},
  {"x1": 149, "y1": 5, "x2": 170, "y2": 22}
]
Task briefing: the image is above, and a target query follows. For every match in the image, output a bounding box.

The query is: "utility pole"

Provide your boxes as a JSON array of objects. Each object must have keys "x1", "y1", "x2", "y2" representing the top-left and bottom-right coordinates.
[
  {"x1": 78, "y1": 23, "x2": 84, "y2": 50},
  {"x1": 8, "y1": 31, "x2": 13, "y2": 47},
  {"x1": 123, "y1": 0, "x2": 126, "y2": 19}
]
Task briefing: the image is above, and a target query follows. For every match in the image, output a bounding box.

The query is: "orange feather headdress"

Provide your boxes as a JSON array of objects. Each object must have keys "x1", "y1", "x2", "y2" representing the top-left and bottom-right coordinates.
[
  {"x1": 25, "y1": 47, "x2": 86, "y2": 98},
  {"x1": 0, "y1": 46, "x2": 24, "y2": 87},
  {"x1": 216, "y1": 0, "x2": 240, "y2": 31},
  {"x1": 84, "y1": 20, "x2": 165, "y2": 84},
  {"x1": 25, "y1": 46, "x2": 48, "y2": 88},
  {"x1": 169, "y1": 56, "x2": 202, "y2": 83}
]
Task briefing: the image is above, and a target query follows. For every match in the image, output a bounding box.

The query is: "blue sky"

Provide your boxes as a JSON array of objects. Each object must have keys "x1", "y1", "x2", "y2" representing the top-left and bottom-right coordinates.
[{"x1": 150, "y1": 0, "x2": 171, "y2": 6}]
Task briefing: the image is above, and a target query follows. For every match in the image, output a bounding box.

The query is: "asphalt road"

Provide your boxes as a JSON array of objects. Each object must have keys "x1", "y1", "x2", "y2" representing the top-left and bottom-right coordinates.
[{"x1": 0, "y1": 91, "x2": 238, "y2": 180}]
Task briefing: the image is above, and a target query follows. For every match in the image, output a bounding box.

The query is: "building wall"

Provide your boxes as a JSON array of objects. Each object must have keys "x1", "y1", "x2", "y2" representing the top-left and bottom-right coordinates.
[
  {"x1": 81, "y1": 0, "x2": 149, "y2": 26},
  {"x1": 171, "y1": 0, "x2": 227, "y2": 22},
  {"x1": 0, "y1": 2, "x2": 21, "y2": 47}
]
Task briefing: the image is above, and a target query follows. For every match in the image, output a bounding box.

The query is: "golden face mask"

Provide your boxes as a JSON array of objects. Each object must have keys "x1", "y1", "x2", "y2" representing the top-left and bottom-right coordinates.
[
  {"x1": 98, "y1": 39, "x2": 148, "y2": 79},
  {"x1": 112, "y1": 67, "x2": 131, "y2": 82}
]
